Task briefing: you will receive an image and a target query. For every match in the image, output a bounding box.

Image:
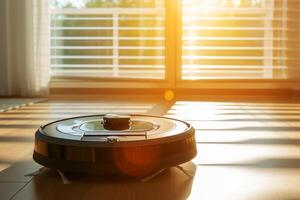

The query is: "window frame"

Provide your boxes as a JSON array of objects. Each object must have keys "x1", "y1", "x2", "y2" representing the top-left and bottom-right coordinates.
[
  {"x1": 50, "y1": 0, "x2": 176, "y2": 89},
  {"x1": 175, "y1": 0, "x2": 298, "y2": 89},
  {"x1": 50, "y1": 0, "x2": 299, "y2": 90}
]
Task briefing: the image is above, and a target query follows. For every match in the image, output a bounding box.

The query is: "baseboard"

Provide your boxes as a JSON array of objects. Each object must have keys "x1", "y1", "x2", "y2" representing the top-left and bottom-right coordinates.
[{"x1": 50, "y1": 88, "x2": 293, "y2": 97}]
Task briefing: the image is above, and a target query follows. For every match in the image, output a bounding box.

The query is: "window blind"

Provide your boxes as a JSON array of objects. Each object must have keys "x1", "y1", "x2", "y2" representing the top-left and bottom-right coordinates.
[
  {"x1": 182, "y1": 0, "x2": 300, "y2": 80},
  {"x1": 50, "y1": 0, "x2": 165, "y2": 79}
]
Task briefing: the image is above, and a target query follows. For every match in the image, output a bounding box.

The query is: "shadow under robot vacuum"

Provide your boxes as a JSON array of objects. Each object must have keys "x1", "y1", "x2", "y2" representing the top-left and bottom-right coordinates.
[{"x1": 26, "y1": 161, "x2": 197, "y2": 200}]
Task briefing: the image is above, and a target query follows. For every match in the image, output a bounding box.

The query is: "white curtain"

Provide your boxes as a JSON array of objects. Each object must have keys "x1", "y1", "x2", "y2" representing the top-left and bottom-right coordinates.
[{"x1": 0, "y1": 0, "x2": 50, "y2": 97}]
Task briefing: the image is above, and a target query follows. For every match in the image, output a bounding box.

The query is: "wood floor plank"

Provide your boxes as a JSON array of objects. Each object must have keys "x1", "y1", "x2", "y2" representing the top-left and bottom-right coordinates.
[{"x1": 0, "y1": 182, "x2": 27, "y2": 200}]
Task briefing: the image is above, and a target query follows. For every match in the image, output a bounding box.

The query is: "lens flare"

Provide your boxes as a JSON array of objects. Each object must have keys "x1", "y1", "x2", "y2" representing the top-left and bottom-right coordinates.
[{"x1": 164, "y1": 90, "x2": 175, "y2": 101}]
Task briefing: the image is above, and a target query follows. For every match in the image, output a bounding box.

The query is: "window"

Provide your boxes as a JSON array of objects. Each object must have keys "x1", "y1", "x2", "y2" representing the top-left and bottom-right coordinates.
[
  {"x1": 51, "y1": 0, "x2": 165, "y2": 79},
  {"x1": 181, "y1": 0, "x2": 299, "y2": 80},
  {"x1": 50, "y1": 0, "x2": 300, "y2": 87},
  {"x1": 182, "y1": 0, "x2": 272, "y2": 79}
]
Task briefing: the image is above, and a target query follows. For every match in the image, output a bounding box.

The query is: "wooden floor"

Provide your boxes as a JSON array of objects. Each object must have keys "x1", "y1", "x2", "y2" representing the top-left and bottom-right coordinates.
[{"x1": 1, "y1": 96, "x2": 300, "y2": 200}]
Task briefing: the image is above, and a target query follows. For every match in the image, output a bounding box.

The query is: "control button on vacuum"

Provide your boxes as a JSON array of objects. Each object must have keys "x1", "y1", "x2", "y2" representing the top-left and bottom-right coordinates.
[
  {"x1": 106, "y1": 136, "x2": 120, "y2": 143},
  {"x1": 103, "y1": 114, "x2": 131, "y2": 130}
]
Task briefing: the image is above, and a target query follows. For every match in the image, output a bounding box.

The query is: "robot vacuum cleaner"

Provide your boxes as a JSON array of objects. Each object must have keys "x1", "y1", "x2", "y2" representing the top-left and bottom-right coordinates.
[{"x1": 33, "y1": 114, "x2": 197, "y2": 177}]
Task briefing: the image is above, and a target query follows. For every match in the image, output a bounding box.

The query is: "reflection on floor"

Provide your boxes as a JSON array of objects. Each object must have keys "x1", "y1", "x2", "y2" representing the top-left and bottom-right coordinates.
[
  {"x1": 166, "y1": 101, "x2": 300, "y2": 200},
  {"x1": 0, "y1": 98, "x2": 45, "y2": 112},
  {"x1": 1, "y1": 98, "x2": 300, "y2": 199}
]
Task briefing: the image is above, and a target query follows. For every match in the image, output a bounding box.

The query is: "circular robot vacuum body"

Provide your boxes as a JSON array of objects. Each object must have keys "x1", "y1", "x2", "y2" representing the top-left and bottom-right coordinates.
[{"x1": 33, "y1": 114, "x2": 197, "y2": 177}]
